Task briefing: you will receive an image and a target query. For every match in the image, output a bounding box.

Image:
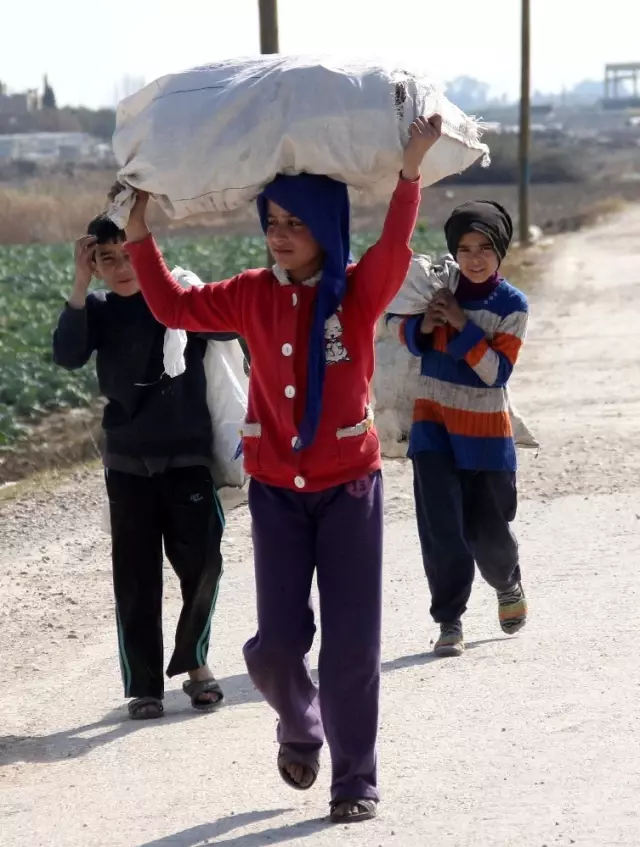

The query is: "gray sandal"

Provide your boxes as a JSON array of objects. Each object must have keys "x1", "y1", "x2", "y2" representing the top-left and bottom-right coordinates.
[
  {"x1": 128, "y1": 696, "x2": 164, "y2": 720},
  {"x1": 182, "y1": 678, "x2": 224, "y2": 712},
  {"x1": 330, "y1": 799, "x2": 378, "y2": 823},
  {"x1": 277, "y1": 745, "x2": 320, "y2": 791}
]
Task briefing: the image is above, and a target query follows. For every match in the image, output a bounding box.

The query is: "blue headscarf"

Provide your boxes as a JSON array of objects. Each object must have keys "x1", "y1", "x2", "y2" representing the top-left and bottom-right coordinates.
[{"x1": 257, "y1": 173, "x2": 351, "y2": 450}]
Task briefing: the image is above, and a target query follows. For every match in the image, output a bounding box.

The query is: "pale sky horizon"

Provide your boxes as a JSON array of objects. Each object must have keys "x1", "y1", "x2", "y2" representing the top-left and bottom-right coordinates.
[{"x1": 3, "y1": 1, "x2": 639, "y2": 109}]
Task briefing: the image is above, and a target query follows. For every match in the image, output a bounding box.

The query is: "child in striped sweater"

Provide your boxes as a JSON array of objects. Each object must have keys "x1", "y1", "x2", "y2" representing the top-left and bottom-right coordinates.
[{"x1": 386, "y1": 201, "x2": 528, "y2": 656}]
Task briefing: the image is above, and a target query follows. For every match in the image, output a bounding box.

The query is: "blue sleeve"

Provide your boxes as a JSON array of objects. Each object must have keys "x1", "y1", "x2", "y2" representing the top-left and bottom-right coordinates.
[
  {"x1": 446, "y1": 319, "x2": 486, "y2": 360},
  {"x1": 403, "y1": 315, "x2": 427, "y2": 357},
  {"x1": 400, "y1": 315, "x2": 434, "y2": 358}
]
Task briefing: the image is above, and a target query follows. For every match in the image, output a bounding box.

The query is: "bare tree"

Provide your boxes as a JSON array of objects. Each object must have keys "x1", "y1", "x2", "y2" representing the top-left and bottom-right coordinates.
[{"x1": 42, "y1": 75, "x2": 57, "y2": 110}]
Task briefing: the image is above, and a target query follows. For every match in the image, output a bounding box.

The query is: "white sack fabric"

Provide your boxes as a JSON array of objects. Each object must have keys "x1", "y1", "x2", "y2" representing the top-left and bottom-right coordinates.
[
  {"x1": 373, "y1": 253, "x2": 539, "y2": 455},
  {"x1": 109, "y1": 54, "x2": 490, "y2": 227},
  {"x1": 168, "y1": 267, "x2": 249, "y2": 490}
]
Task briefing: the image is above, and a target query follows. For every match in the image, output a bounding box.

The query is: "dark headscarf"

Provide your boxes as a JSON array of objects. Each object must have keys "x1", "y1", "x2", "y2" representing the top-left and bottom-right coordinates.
[
  {"x1": 444, "y1": 200, "x2": 513, "y2": 264},
  {"x1": 257, "y1": 173, "x2": 351, "y2": 450}
]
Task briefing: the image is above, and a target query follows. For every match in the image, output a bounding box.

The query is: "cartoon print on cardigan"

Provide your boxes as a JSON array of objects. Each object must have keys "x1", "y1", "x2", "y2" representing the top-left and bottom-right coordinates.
[{"x1": 324, "y1": 312, "x2": 350, "y2": 364}]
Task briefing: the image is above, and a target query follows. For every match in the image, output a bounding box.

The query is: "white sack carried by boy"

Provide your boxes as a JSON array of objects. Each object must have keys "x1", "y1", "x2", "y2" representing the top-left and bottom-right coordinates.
[
  {"x1": 165, "y1": 267, "x2": 249, "y2": 490},
  {"x1": 108, "y1": 54, "x2": 490, "y2": 227},
  {"x1": 373, "y1": 253, "x2": 539, "y2": 455}
]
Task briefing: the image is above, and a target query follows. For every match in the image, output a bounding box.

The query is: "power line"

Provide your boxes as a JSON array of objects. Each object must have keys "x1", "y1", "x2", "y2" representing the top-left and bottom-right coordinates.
[
  {"x1": 518, "y1": 0, "x2": 531, "y2": 246},
  {"x1": 258, "y1": 1, "x2": 279, "y2": 267}
]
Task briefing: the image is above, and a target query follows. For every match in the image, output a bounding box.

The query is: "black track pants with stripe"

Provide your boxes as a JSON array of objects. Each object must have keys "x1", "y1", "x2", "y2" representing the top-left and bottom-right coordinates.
[{"x1": 106, "y1": 466, "x2": 224, "y2": 700}]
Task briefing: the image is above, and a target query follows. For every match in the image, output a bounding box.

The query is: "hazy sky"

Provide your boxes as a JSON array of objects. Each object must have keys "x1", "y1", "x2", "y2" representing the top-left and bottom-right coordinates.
[{"x1": 3, "y1": 1, "x2": 639, "y2": 108}]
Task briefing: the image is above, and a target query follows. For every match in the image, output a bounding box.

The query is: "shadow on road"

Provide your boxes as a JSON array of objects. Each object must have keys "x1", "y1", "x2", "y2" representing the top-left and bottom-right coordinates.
[
  {"x1": 134, "y1": 808, "x2": 319, "y2": 847},
  {"x1": 136, "y1": 809, "x2": 332, "y2": 847},
  {"x1": 1, "y1": 639, "x2": 509, "y2": 767},
  {"x1": 0, "y1": 668, "x2": 266, "y2": 766},
  {"x1": 379, "y1": 637, "x2": 509, "y2": 672},
  {"x1": 0, "y1": 693, "x2": 206, "y2": 766},
  {"x1": 466, "y1": 637, "x2": 512, "y2": 649}
]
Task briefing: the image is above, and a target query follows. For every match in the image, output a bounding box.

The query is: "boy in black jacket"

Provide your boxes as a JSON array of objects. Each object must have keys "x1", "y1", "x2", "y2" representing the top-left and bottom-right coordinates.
[{"x1": 53, "y1": 214, "x2": 233, "y2": 720}]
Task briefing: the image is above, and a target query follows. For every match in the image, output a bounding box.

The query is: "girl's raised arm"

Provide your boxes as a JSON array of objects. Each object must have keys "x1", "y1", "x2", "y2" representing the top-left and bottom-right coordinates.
[
  {"x1": 124, "y1": 190, "x2": 246, "y2": 336},
  {"x1": 355, "y1": 115, "x2": 442, "y2": 321}
]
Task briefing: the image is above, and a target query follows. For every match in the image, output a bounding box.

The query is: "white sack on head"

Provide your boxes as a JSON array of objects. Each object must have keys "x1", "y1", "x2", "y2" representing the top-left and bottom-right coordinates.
[
  {"x1": 108, "y1": 54, "x2": 490, "y2": 227},
  {"x1": 373, "y1": 254, "x2": 539, "y2": 454}
]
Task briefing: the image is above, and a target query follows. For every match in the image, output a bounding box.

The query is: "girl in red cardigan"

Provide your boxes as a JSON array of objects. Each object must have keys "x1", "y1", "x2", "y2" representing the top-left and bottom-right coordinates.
[{"x1": 123, "y1": 115, "x2": 441, "y2": 823}]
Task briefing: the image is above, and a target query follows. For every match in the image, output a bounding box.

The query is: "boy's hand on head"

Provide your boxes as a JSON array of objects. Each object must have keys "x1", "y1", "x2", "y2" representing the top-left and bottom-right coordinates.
[
  {"x1": 69, "y1": 235, "x2": 97, "y2": 308},
  {"x1": 402, "y1": 114, "x2": 443, "y2": 181},
  {"x1": 73, "y1": 235, "x2": 97, "y2": 288}
]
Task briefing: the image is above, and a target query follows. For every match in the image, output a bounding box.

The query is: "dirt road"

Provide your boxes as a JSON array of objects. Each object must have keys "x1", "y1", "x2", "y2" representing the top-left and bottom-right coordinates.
[{"x1": 1, "y1": 210, "x2": 640, "y2": 846}]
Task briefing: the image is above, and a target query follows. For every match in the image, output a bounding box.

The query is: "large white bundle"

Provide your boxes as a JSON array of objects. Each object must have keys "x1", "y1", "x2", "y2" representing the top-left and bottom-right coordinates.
[
  {"x1": 109, "y1": 54, "x2": 490, "y2": 226},
  {"x1": 373, "y1": 254, "x2": 539, "y2": 456}
]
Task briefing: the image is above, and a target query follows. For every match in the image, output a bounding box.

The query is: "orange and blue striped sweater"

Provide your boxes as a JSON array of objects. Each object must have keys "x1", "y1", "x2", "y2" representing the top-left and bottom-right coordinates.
[{"x1": 386, "y1": 275, "x2": 528, "y2": 471}]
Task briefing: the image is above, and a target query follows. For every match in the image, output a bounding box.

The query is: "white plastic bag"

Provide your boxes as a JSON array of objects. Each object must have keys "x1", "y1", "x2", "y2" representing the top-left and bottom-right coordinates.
[
  {"x1": 109, "y1": 54, "x2": 489, "y2": 227},
  {"x1": 163, "y1": 326, "x2": 188, "y2": 378},
  {"x1": 374, "y1": 253, "x2": 539, "y2": 452}
]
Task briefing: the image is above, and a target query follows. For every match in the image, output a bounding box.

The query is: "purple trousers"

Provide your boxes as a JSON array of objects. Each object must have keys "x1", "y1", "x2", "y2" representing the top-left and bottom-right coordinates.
[{"x1": 243, "y1": 471, "x2": 384, "y2": 802}]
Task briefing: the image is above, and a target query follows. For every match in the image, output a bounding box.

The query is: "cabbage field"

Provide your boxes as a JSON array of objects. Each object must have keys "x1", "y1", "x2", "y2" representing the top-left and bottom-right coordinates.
[{"x1": 0, "y1": 226, "x2": 444, "y2": 446}]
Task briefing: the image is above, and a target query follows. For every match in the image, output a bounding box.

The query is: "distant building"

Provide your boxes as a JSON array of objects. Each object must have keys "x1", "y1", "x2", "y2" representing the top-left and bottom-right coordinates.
[
  {"x1": 0, "y1": 87, "x2": 40, "y2": 133},
  {"x1": 0, "y1": 90, "x2": 40, "y2": 132},
  {"x1": 603, "y1": 63, "x2": 640, "y2": 110},
  {"x1": 0, "y1": 131, "x2": 112, "y2": 164},
  {"x1": 0, "y1": 91, "x2": 36, "y2": 116}
]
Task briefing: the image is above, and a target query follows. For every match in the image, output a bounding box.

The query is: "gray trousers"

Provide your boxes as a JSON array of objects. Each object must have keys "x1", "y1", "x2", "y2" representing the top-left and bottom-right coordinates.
[{"x1": 412, "y1": 451, "x2": 520, "y2": 623}]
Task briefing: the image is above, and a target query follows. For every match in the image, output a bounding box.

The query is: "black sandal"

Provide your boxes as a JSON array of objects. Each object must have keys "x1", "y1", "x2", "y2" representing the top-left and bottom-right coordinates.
[
  {"x1": 182, "y1": 678, "x2": 224, "y2": 712},
  {"x1": 128, "y1": 697, "x2": 164, "y2": 720},
  {"x1": 277, "y1": 745, "x2": 320, "y2": 791},
  {"x1": 329, "y1": 799, "x2": 378, "y2": 823}
]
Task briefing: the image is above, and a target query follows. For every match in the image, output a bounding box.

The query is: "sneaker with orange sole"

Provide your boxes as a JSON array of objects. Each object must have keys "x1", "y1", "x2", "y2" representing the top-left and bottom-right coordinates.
[{"x1": 497, "y1": 583, "x2": 528, "y2": 634}]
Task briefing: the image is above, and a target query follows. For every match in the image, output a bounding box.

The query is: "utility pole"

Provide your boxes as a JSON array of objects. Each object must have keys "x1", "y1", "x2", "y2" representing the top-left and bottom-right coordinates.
[
  {"x1": 259, "y1": 0, "x2": 279, "y2": 54},
  {"x1": 518, "y1": 0, "x2": 531, "y2": 246},
  {"x1": 258, "y1": 0, "x2": 279, "y2": 268}
]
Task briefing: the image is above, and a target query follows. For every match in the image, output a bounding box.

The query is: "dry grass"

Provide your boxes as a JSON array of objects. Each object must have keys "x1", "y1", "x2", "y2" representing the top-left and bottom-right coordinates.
[
  {"x1": 0, "y1": 171, "x2": 180, "y2": 244},
  {"x1": 0, "y1": 172, "x2": 259, "y2": 244},
  {"x1": 556, "y1": 195, "x2": 629, "y2": 231},
  {"x1": 0, "y1": 173, "x2": 110, "y2": 244},
  {"x1": 2, "y1": 167, "x2": 639, "y2": 245}
]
